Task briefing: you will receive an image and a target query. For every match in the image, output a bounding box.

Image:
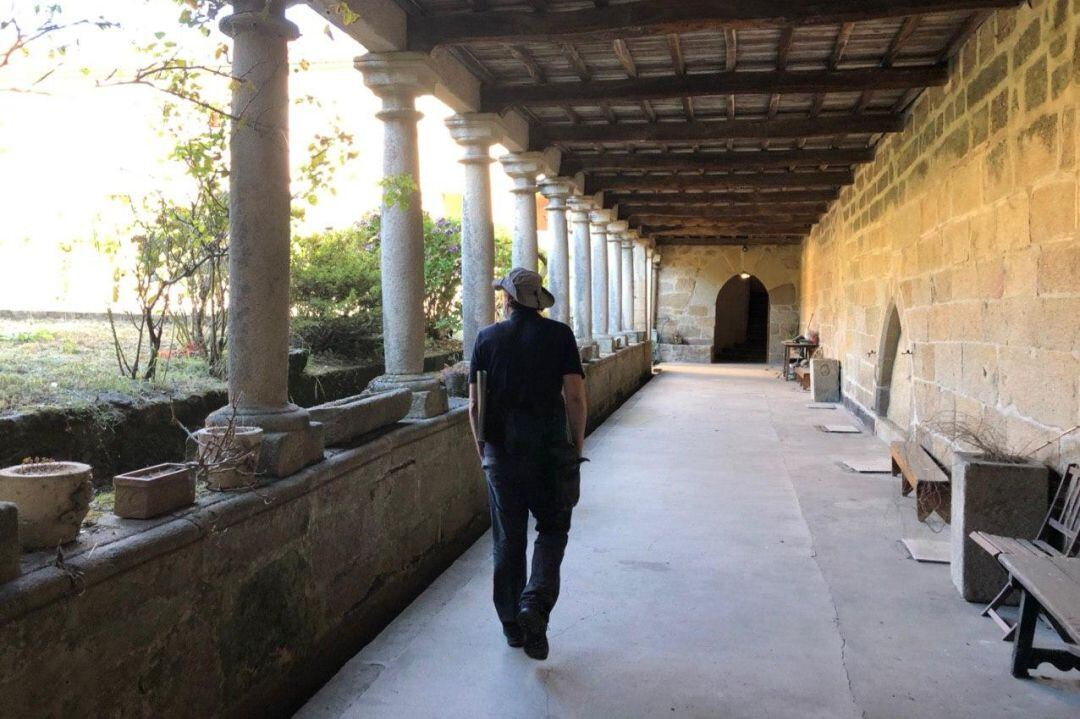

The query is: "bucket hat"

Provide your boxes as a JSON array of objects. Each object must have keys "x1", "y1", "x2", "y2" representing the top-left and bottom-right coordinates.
[{"x1": 493, "y1": 267, "x2": 555, "y2": 310}]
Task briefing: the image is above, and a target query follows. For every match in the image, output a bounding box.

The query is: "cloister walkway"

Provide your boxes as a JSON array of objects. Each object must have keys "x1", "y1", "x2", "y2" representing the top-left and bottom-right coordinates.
[{"x1": 298, "y1": 364, "x2": 1080, "y2": 719}]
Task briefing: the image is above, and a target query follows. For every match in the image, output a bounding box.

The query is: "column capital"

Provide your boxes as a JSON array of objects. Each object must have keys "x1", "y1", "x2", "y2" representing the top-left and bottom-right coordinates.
[
  {"x1": 445, "y1": 113, "x2": 505, "y2": 162},
  {"x1": 653, "y1": 252, "x2": 663, "y2": 266},
  {"x1": 500, "y1": 151, "x2": 545, "y2": 193},
  {"x1": 539, "y1": 176, "x2": 575, "y2": 206},
  {"x1": 607, "y1": 220, "x2": 629, "y2": 240},
  {"x1": 566, "y1": 195, "x2": 595, "y2": 221},
  {"x1": 589, "y1": 208, "x2": 613, "y2": 229},
  {"x1": 354, "y1": 52, "x2": 438, "y2": 103},
  {"x1": 220, "y1": 6, "x2": 299, "y2": 40},
  {"x1": 622, "y1": 229, "x2": 640, "y2": 248}
]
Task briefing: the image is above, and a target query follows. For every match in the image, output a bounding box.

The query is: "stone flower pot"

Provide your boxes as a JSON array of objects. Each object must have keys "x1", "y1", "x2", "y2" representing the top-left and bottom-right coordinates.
[
  {"x1": 113, "y1": 463, "x2": 196, "y2": 519},
  {"x1": 950, "y1": 453, "x2": 1049, "y2": 603},
  {"x1": 0, "y1": 461, "x2": 93, "y2": 550},
  {"x1": 194, "y1": 426, "x2": 263, "y2": 491}
]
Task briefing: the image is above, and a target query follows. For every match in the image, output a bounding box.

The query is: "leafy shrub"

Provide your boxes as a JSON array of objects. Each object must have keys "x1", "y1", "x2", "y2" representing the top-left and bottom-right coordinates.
[
  {"x1": 290, "y1": 218, "x2": 381, "y2": 321},
  {"x1": 423, "y1": 216, "x2": 463, "y2": 340},
  {"x1": 291, "y1": 315, "x2": 381, "y2": 360}
]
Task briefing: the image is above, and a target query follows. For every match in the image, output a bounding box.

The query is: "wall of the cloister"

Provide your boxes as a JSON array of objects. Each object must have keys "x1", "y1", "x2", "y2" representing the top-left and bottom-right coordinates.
[
  {"x1": 800, "y1": 0, "x2": 1080, "y2": 475},
  {"x1": 0, "y1": 343, "x2": 652, "y2": 718},
  {"x1": 657, "y1": 244, "x2": 801, "y2": 364}
]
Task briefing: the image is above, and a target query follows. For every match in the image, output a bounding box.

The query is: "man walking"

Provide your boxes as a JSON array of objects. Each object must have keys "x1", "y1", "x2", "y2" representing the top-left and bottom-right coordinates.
[{"x1": 468, "y1": 268, "x2": 588, "y2": 661}]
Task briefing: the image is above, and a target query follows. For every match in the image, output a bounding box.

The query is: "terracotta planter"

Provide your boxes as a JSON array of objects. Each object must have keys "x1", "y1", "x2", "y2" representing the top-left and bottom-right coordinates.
[
  {"x1": 113, "y1": 463, "x2": 196, "y2": 519},
  {"x1": 0, "y1": 461, "x2": 93, "y2": 550},
  {"x1": 194, "y1": 426, "x2": 263, "y2": 490}
]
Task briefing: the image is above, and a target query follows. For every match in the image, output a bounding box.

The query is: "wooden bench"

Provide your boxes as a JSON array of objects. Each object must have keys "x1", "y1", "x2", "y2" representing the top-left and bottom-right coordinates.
[
  {"x1": 972, "y1": 464, "x2": 1080, "y2": 638},
  {"x1": 997, "y1": 554, "x2": 1080, "y2": 678},
  {"x1": 890, "y1": 441, "x2": 951, "y2": 523}
]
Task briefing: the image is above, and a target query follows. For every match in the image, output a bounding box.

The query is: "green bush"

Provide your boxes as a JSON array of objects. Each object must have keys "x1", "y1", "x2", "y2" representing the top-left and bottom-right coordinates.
[{"x1": 290, "y1": 217, "x2": 381, "y2": 321}]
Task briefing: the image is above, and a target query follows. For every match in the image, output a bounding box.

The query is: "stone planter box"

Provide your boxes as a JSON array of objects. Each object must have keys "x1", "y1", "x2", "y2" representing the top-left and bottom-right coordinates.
[
  {"x1": 113, "y1": 463, "x2": 196, "y2": 519},
  {"x1": 950, "y1": 453, "x2": 1049, "y2": 602},
  {"x1": 0, "y1": 461, "x2": 93, "y2": 549}
]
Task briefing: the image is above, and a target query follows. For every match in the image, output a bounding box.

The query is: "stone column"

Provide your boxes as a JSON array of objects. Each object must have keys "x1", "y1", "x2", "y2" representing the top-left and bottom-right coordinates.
[
  {"x1": 567, "y1": 195, "x2": 597, "y2": 360},
  {"x1": 607, "y1": 220, "x2": 628, "y2": 349},
  {"x1": 356, "y1": 52, "x2": 447, "y2": 418},
  {"x1": 446, "y1": 114, "x2": 501, "y2": 362},
  {"x1": 643, "y1": 244, "x2": 653, "y2": 336},
  {"x1": 621, "y1": 230, "x2": 637, "y2": 341},
  {"x1": 652, "y1": 251, "x2": 662, "y2": 341},
  {"x1": 500, "y1": 153, "x2": 545, "y2": 272},
  {"x1": 589, "y1": 208, "x2": 613, "y2": 354},
  {"x1": 633, "y1": 238, "x2": 648, "y2": 333},
  {"x1": 538, "y1": 177, "x2": 574, "y2": 324},
  {"x1": 207, "y1": 0, "x2": 323, "y2": 477}
]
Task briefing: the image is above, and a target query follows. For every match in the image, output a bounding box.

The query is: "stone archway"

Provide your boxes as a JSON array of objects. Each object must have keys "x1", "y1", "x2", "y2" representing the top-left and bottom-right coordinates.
[
  {"x1": 874, "y1": 303, "x2": 912, "y2": 428},
  {"x1": 713, "y1": 275, "x2": 770, "y2": 362}
]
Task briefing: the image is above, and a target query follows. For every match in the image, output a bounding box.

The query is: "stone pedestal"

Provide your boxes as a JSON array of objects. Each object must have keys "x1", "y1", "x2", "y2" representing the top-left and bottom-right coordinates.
[
  {"x1": 597, "y1": 335, "x2": 617, "y2": 355},
  {"x1": 950, "y1": 454, "x2": 1049, "y2": 602},
  {"x1": 446, "y1": 114, "x2": 501, "y2": 360},
  {"x1": 308, "y1": 388, "x2": 413, "y2": 444},
  {"x1": 0, "y1": 502, "x2": 19, "y2": 584},
  {"x1": 209, "y1": 3, "x2": 323, "y2": 476},
  {"x1": 539, "y1": 178, "x2": 574, "y2": 324},
  {"x1": 500, "y1": 153, "x2": 544, "y2": 272},
  {"x1": 810, "y1": 358, "x2": 841, "y2": 402},
  {"x1": 567, "y1": 196, "x2": 594, "y2": 344},
  {"x1": 369, "y1": 374, "x2": 448, "y2": 420},
  {"x1": 578, "y1": 342, "x2": 599, "y2": 363}
]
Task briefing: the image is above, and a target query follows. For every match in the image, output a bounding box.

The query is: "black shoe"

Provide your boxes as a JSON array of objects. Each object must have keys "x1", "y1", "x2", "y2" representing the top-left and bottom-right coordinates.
[
  {"x1": 517, "y1": 606, "x2": 549, "y2": 661},
  {"x1": 503, "y1": 622, "x2": 526, "y2": 648}
]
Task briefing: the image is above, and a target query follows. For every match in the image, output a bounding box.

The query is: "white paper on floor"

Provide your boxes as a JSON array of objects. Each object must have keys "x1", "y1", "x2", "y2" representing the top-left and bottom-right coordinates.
[
  {"x1": 819, "y1": 424, "x2": 861, "y2": 433},
  {"x1": 841, "y1": 458, "x2": 893, "y2": 473},
  {"x1": 807, "y1": 403, "x2": 838, "y2": 410},
  {"x1": 901, "y1": 538, "x2": 951, "y2": 563}
]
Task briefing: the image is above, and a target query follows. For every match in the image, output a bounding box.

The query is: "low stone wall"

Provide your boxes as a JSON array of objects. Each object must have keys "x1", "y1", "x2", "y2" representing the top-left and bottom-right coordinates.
[
  {"x1": 0, "y1": 351, "x2": 459, "y2": 489},
  {"x1": 584, "y1": 340, "x2": 654, "y2": 431},
  {"x1": 0, "y1": 342, "x2": 652, "y2": 718},
  {"x1": 657, "y1": 343, "x2": 713, "y2": 364}
]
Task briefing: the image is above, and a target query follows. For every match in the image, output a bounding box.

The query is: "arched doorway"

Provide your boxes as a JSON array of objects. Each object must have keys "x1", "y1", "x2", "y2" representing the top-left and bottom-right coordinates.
[
  {"x1": 874, "y1": 303, "x2": 912, "y2": 429},
  {"x1": 713, "y1": 275, "x2": 769, "y2": 362}
]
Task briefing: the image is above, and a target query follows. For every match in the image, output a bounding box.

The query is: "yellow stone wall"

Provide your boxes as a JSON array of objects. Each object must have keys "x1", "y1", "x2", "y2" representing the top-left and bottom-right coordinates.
[{"x1": 801, "y1": 0, "x2": 1080, "y2": 473}]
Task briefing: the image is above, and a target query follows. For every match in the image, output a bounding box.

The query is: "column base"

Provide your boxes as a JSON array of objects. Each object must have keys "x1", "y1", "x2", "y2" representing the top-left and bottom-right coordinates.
[
  {"x1": 205, "y1": 402, "x2": 325, "y2": 478},
  {"x1": 619, "y1": 331, "x2": 639, "y2": 345},
  {"x1": 596, "y1": 335, "x2": 616, "y2": 355},
  {"x1": 369, "y1": 373, "x2": 449, "y2": 419}
]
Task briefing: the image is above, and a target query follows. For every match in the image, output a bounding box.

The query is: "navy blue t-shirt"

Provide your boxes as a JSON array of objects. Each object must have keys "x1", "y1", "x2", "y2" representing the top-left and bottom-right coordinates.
[{"x1": 469, "y1": 309, "x2": 584, "y2": 445}]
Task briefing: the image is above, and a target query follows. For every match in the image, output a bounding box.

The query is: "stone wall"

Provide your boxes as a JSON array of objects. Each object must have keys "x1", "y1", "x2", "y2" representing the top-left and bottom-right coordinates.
[
  {"x1": 657, "y1": 244, "x2": 801, "y2": 364},
  {"x1": 0, "y1": 343, "x2": 652, "y2": 717},
  {"x1": 801, "y1": 0, "x2": 1080, "y2": 475}
]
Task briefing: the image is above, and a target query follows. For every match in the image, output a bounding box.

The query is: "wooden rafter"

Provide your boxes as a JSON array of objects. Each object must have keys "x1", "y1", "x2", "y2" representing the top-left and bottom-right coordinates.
[
  {"x1": 535, "y1": 114, "x2": 902, "y2": 145},
  {"x1": 636, "y1": 221, "x2": 814, "y2": 235},
  {"x1": 606, "y1": 189, "x2": 839, "y2": 204},
  {"x1": 628, "y1": 209, "x2": 823, "y2": 223},
  {"x1": 586, "y1": 170, "x2": 854, "y2": 193},
  {"x1": 562, "y1": 43, "x2": 592, "y2": 81},
  {"x1": 612, "y1": 38, "x2": 638, "y2": 78},
  {"x1": 562, "y1": 148, "x2": 873, "y2": 172},
  {"x1": 507, "y1": 44, "x2": 546, "y2": 83},
  {"x1": 619, "y1": 202, "x2": 830, "y2": 215},
  {"x1": 483, "y1": 66, "x2": 947, "y2": 111},
  {"x1": 408, "y1": 1, "x2": 1023, "y2": 50}
]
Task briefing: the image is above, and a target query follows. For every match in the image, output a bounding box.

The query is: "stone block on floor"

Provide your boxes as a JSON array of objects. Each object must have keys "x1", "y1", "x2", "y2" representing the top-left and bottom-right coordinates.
[
  {"x1": 810, "y1": 358, "x2": 841, "y2": 402},
  {"x1": 950, "y1": 453, "x2": 1048, "y2": 603},
  {"x1": 260, "y1": 423, "x2": 326, "y2": 478}
]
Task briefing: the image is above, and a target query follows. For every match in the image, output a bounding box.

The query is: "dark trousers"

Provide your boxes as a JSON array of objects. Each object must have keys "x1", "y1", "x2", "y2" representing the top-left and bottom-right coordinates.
[{"x1": 483, "y1": 445, "x2": 573, "y2": 629}]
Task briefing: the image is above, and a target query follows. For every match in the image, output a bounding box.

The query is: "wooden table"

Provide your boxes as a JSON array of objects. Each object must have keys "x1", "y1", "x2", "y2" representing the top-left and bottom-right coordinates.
[
  {"x1": 782, "y1": 341, "x2": 818, "y2": 381},
  {"x1": 997, "y1": 554, "x2": 1080, "y2": 678}
]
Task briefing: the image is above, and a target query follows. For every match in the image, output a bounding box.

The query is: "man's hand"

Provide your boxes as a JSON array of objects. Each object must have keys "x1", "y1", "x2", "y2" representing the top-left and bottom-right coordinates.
[{"x1": 563, "y1": 373, "x2": 587, "y2": 459}]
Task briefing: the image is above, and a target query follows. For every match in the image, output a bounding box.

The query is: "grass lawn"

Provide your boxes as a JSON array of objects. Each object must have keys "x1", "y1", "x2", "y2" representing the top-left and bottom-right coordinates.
[
  {"x1": 0, "y1": 316, "x2": 461, "y2": 417},
  {"x1": 0, "y1": 317, "x2": 224, "y2": 417}
]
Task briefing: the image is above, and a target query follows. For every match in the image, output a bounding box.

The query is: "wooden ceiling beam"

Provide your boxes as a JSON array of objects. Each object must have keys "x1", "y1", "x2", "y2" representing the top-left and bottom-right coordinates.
[
  {"x1": 636, "y1": 222, "x2": 814, "y2": 235},
  {"x1": 606, "y1": 188, "x2": 839, "y2": 204},
  {"x1": 619, "y1": 204, "x2": 829, "y2": 218},
  {"x1": 483, "y1": 67, "x2": 947, "y2": 111},
  {"x1": 587, "y1": 170, "x2": 853, "y2": 192},
  {"x1": 562, "y1": 147, "x2": 873, "y2": 172},
  {"x1": 536, "y1": 114, "x2": 902, "y2": 145},
  {"x1": 409, "y1": 1, "x2": 1023, "y2": 49},
  {"x1": 655, "y1": 237, "x2": 804, "y2": 246}
]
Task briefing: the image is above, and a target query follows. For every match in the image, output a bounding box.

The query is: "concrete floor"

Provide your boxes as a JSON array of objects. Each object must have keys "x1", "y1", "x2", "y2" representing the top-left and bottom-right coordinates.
[{"x1": 297, "y1": 364, "x2": 1080, "y2": 719}]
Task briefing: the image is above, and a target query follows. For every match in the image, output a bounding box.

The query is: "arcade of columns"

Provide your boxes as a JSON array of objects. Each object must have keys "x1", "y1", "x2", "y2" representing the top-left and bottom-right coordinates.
[{"x1": 212, "y1": 1, "x2": 659, "y2": 475}]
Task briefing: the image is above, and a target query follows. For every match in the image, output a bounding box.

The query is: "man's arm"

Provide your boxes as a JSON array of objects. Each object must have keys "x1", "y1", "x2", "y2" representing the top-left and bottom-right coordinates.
[
  {"x1": 563, "y1": 373, "x2": 587, "y2": 456},
  {"x1": 468, "y1": 381, "x2": 484, "y2": 460}
]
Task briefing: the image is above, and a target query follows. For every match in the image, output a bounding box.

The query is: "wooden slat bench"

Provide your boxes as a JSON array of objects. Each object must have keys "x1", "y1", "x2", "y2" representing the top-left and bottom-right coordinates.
[
  {"x1": 997, "y1": 554, "x2": 1080, "y2": 678},
  {"x1": 890, "y1": 441, "x2": 950, "y2": 523},
  {"x1": 971, "y1": 464, "x2": 1080, "y2": 638}
]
